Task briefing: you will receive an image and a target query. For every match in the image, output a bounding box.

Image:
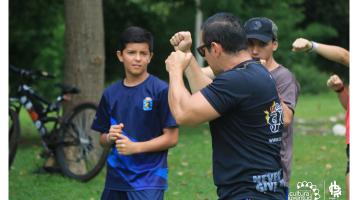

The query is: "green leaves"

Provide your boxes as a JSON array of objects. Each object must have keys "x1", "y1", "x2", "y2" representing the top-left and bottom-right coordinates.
[{"x1": 10, "y1": 0, "x2": 349, "y2": 95}]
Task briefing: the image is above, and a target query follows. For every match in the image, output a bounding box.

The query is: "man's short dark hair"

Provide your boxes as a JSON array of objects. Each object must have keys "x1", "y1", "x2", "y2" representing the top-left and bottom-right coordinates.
[
  {"x1": 118, "y1": 26, "x2": 154, "y2": 52},
  {"x1": 202, "y1": 12, "x2": 247, "y2": 54}
]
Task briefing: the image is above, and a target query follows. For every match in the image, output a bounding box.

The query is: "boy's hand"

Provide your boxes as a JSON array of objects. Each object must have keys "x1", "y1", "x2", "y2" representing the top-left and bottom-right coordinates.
[
  {"x1": 292, "y1": 38, "x2": 312, "y2": 52},
  {"x1": 116, "y1": 134, "x2": 138, "y2": 155},
  {"x1": 107, "y1": 123, "x2": 124, "y2": 144},
  {"x1": 327, "y1": 74, "x2": 344, "y2": 91}
]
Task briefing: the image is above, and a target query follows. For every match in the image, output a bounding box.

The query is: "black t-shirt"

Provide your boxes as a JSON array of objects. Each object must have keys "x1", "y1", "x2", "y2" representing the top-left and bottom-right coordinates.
[{"x1": 201, "y1": 60, "x2": 285, "y2": 200}]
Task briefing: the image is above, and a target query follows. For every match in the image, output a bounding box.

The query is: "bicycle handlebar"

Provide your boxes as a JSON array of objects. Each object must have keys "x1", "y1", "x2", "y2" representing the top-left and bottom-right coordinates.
[{"x1": 10, "y1": 65, "x2": 56, "y2": 80}]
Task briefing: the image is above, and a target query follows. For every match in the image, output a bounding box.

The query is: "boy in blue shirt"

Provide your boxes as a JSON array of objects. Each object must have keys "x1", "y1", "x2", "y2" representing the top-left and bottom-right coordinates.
[{"x1": 92, "y1": 26, "x2": 179, "y2": 200}]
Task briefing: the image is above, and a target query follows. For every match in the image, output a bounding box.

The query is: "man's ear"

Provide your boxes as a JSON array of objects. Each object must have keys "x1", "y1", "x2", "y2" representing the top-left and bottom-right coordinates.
[
  {"x1": 211, "y1": 42, "x2": 223, "y2": 57},
  {"x1": 116, "y1": 51, "x2": 123, "y2": 62},
  {"x1": 272, "y1": 41, "x2": 279, "y2": 51}
]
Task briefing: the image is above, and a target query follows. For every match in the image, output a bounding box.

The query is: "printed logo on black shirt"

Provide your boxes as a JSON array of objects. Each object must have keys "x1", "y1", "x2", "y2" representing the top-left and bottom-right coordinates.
[
  {"x1": 264, "y1": 101, "x2": 283, "y2": 134},
  {"x1": 253, "y1": 169, "x2": 285, "y2": 193}
]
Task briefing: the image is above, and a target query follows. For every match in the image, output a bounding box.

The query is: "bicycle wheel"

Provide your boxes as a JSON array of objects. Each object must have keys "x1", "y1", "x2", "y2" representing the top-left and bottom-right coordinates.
[
  {"x1": 9, "y1": 109, "x2": 20, "y2": 167},
  {"x1": 56, "y1": 102, "x2": 108, "y2": 182}
]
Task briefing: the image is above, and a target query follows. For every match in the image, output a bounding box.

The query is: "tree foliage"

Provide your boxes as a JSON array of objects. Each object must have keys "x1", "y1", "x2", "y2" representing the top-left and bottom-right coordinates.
[
  {"x1": 9, "y1": 0, "x2": 349, "y2": 95},
  {"x1": 9, "y1": 0, "x2": 64, "y2": 98}
]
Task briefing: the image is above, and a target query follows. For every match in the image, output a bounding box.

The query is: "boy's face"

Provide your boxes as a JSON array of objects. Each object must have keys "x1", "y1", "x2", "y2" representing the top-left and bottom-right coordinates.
[
  {"x1": 247, "y1": 38, "x2": 278, "y2": 61},
  {"x1": 117, "y1": 43, "x2": 153, "y2": 77}
]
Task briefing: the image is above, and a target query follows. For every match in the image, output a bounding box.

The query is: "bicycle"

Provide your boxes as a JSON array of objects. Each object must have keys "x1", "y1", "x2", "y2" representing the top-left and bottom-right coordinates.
[{"x1": 9, "y1": 65, "x2": 108, "y2": 182}]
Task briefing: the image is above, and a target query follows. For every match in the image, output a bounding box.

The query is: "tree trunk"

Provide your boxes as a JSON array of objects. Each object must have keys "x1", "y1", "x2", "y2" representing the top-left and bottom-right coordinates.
[
  {"x1": 61, "y1": 0, "x2": 105, "y2": 173},
  {"x1": 64, "y1": 0, "x2": 105, "y2": 110}
]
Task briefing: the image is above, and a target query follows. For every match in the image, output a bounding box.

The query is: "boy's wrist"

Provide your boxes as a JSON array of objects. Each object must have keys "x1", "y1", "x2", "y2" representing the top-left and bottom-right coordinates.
[
  {"x1": 335, "y1": 86, "x2": 344, "y2": 93},
  {"x1": 106, "y1": 133, "x2": 112, "y2": 144},
  {"x1": 308, "y1": 41, "x2": 318, "y2": 53}
]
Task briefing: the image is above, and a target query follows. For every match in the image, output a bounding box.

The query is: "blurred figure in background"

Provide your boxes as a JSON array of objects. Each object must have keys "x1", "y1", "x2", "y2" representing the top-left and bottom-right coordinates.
[
  {"x1": 292, "y1": 37, "x2": 349, "y2": 199},
  {"x1": 244, "y1": 17, "x2": 300, "y2": 200}
]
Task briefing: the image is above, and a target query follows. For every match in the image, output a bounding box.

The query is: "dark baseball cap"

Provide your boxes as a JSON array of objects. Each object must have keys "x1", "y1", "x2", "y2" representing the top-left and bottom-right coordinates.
[{"x1": 244, "y1": 17, "x2": 278, "y2": 43}]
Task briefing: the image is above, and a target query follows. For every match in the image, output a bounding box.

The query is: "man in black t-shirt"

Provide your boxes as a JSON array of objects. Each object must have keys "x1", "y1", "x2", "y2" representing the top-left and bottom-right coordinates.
[{"x1": 165, "y1": 12, "x2": 285, "y2": 199}]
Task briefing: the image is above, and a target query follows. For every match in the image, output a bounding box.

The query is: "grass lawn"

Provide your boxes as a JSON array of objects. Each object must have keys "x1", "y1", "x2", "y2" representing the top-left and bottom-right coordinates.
[
  {"x1": 9, "y1": 92, "x2": 348, "y2": 199},
  {"x1": 295, "y1": 92, "x2": 345, "y2": 120}
]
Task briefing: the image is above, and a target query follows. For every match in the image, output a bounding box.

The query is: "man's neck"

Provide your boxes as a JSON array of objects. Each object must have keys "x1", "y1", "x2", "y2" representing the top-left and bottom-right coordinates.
[
  {"x1": 220, "y1": 50, "x2": 253, "y2": 72},
  {"x1": 124, "y1": 72, "x2": 149, "y2": 87}
]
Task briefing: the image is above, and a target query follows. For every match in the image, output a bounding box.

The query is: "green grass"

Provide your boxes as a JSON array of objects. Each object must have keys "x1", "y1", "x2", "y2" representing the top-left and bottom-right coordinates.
[
  {"x1": 9, "y1": 92, "x2": 348, "y2": 199},
  {"x1": 291, "y1": 134, "x2": 346, "y2": 200},
  {"x1": 295, "y1": 92, "x2": 345, "y2": 120}
]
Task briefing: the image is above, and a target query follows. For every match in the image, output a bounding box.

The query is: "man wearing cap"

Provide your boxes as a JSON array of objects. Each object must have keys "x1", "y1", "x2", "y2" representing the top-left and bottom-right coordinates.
[{"x1": 244, "y1": 17, "x2": 300, "y2": 199}]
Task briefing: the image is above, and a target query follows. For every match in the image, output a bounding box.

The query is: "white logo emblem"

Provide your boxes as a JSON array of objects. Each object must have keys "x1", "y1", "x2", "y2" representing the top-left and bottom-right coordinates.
[
  {"x1": 289, "y1": 181, "x2": 320, "y2": 200},
  {"x1": 252, "y1": 21, "x2": 262, "y2": 30},
  {"x1": 328, "y1": 181, "x2": 342, "y2": 198}
]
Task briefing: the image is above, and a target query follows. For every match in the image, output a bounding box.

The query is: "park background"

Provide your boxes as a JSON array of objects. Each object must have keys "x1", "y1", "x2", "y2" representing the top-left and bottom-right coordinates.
[{"x1": 8, "y1": 0, "x2": 353, "y2": 199}]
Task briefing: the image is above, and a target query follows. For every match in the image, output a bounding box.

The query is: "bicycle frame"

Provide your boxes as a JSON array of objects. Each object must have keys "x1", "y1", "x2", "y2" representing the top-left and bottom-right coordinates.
[
  {"x1": 10, "y1": 65, "x2": 107, "y2": 181},
  {"x1": 11, "y1": 83, "x2": 64, "y2": 152}
]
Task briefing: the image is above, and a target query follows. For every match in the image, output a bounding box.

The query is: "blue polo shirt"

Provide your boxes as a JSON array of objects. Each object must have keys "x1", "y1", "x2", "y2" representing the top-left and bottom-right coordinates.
[{"x1": 91, "y1": 74, "x2": 177, "y2": 191}]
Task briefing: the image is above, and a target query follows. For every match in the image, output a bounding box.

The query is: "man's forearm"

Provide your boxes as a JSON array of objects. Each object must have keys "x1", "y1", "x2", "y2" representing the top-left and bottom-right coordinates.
[
  {"x1": 184, "y1": 57, "x2": 213, "y2": 93},
  {"x1": 168, "y1": 70, "x2": 193, "y2": 124}
]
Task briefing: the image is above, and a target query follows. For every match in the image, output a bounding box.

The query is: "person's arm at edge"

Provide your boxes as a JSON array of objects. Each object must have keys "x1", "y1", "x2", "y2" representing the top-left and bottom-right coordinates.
[
  {"x1": 315, "y1": 43, "x2": 349, "y2": 67},
  {"x1": 337, "y1": 86, "x2": 349, "y2": 110},
  {"x1": 327, "y1": 74, "x2": 349, "y2": 109},
  {"x1": 292, "y1": 37, "x2": 349, "y2": 67}
]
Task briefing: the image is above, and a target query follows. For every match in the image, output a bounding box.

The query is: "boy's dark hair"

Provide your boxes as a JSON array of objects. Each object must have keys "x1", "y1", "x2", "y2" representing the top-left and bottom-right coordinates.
[
  {"x1": 118, "y1": 26, "x2": 154, "y2": 52},
  {"x1": 202, "y1": 12, "x2": 247, "y2": 54}
]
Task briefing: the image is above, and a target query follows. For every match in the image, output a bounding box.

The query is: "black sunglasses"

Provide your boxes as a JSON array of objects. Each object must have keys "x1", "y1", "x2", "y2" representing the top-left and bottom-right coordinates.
[{"x1": 196, "y1": 43, "x2": 211, "y2": 57}]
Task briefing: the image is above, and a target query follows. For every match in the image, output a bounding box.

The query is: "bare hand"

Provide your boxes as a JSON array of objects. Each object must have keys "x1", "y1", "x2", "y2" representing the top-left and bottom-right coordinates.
[
  {"x1": 170, "y1": 31, "x2": 192, "y2": 53},
  {"x1": 165, "y1": 50, "x2": 192, "y2": 73},
  {"x1": 292, "y1": 38, "x2": 312, "y2": 52},
  {"x1": 115, "y1": 134, "x2": 138, "y2": 155},
  {"x1": 327, "y1": 74, "x2": 344, "y2": 91},
  {"x1": 108, "y1": 123, "x2": 124, "y2": 143}
]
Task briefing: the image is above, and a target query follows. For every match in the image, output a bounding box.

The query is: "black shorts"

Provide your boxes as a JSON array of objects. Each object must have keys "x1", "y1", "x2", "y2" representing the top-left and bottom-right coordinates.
[{"x1": 346, "y1": 144, "x2": 349, "y2": 174}]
